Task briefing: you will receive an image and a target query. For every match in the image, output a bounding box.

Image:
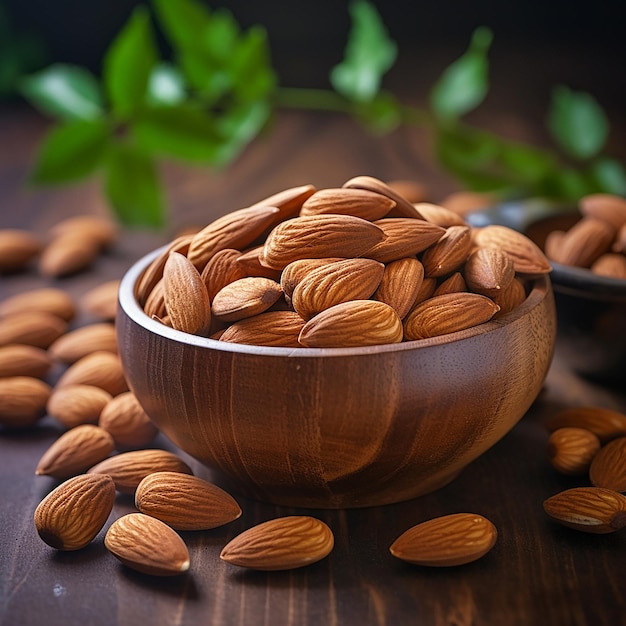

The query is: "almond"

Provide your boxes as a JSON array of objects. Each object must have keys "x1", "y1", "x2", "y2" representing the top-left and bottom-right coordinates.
[
  {"x1": 547, "y1": 427, "x2": 601, "y2": 475},
  {"x1": 261, "y1": 214, "x2": 385, "y2": 270},
  {"x1": 187, "y1": 206, "x2": 280, "y2": 270},
  {"x1": 0, "y1": 344, "x2": 53, "y2": 379},
  {"x1": 579, "y1": 193, "x2": 626, "y2": 231},
  {"x1": 34, "y1": 473, "x2": 115, "y2": 550},
  {"x1": 80, "y1": 280, "x2": 120, "y2": 321},
  {"x1": 39, "y1": 233, "x2": 101, "y2": 277},
  {"x1": 48, "y1": 323, "x2": 117, "y2": 363},
  {"x1": 0, "y1": 287, "x2": 76, "y2": 322},
  {"x1": 440, "y1": 190, "x2": 495, "y2": 216},
  {"x1": 590, "y1": 253, "x2": 626, "y2": 279},
  {"x1": 135, "y1": 471, "x2": 242, "y2": 530},
  {"x1": 291, "y1": 258, "x2": 385, "y2": 320},
  {"x1": 280, "y1": 258, "x2": 345, "y2": 300},
  {"x1": 491, "y1": 277, "x2": 527, "y2": 317},
  {"x1": 211, "y1": 277, "x2": 283, "y2": 322},
  {"x1": 0, "y1": 376, "x2": 52, "y2": 427},
  {"x1": 421, "y1": 225, "x2": 473, "y2": 277},
  {"x1": 163, "y1": 251, "x2": 211, "y2": 335},
  {"x1": 143, "y1": 278, "x2": 166, "y2": 319},
  {"x1": 543, "y1": 487, "x2": 626, "y2": 533},
  {"x1": 412, "y1": 276, "x2": 438, "y2": 306},
  {"x1": 546, "y1": 407, "x2": 626, "y2": 443},
  {"x1": 366, "y1": 218, "x2": 445, "y2": 263},
  {"x1": 544, "y1": 230, "x2": 565, "y2": 261},
  {"x1": 552, "y1": 217, "x2": 615, "y2": 268},
  {"x1": 47, "y1": 384, "x2": 113, "y2": 429},
  {"x1": 197, "y1": 248, "x2": 245, "y2": 301},
  {"x1": 463, "y1": 247, "x2": 515, "y2": 297},
  {"x1": 374, "y1": 257, "x2": 425, "y2": 319},
  {"x1": 413, "y1": 202, "x2": 466, "y2": 227},
  {"x1": 613, "y1": 224, "x2": 626, "y2": 254},
  {"x1": 472, "y1": 225, "x2": 551, "y2": 275},
  {"x1": 342, "y1": 175, "x2": 424, "y2": 219},
  {"x1": 298, "y1": 300, "x2": 403, "y2": 348},
  {"x1": 50, "y1": 215, "x2": 119, "y2": 249},
  {"x1": 235, "y1": 246, "x2": 282, "y2": 280},
  {"x1": 36, "y1": 424, "x2": 115, "y2": 479},
  {"x1": 105, "y1": 512, "x2": 190, "y2": 576},
  {"x1": 0, "y1": 311, "x2": 68, "y2": 349},
  {"x1": 246, "y1": 184, "x2": 316, "y2": 221},
  {"x1": 386, "y1": 179, "x2": 429, "y2": 204},
  {"x1": 98, "y1": 391, "x2": 158, "y2": 449},
  {"x1": 299, "y1": 187, "x2": 395, "y2": 220},
  {"x1": 220, "y1": 516, "x2": 334, "y2": 571},
  {"x1": 403, "y1": 292, "x2": 499, "y2": 340},
  {"x1": 433, "y1": 271, "x2": 467, "y2": 296},
  {"x1": 88, "y1": 449, "x2": 193, "y2": 494},
  {"x1": 0, "y1": 229, "x2": 42, "y2": 272},
  {"x1": 219, "y1": 311, "x2": 306, "y2": 347},
  {"x1": 55, "y1": 351, "x2": 128, "y2": 396},
  {"x1": 589, "y1": 437, "x2": 626, "y2": 492},
  {"x1": 389, "y1": 513, "x2": 497, "y2": 566}
]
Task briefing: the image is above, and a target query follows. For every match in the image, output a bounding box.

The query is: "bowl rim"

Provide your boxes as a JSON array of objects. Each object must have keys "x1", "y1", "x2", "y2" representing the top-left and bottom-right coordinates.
[{"x1": 118, "y1": 245, "x2": 553, "y2": 358}]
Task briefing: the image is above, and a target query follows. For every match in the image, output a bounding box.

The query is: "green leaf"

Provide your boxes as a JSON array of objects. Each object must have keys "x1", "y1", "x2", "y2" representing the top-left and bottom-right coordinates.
[
  {"x1": 29, "y1": 119, "x2": 109, "y2": 184},
  {"x1": 19, "y1": 64, "x2": 103, "y2": 120},
  {"x1": 589, "y1": 158, "x2": 626, "y2": 195},
  {"x1": 231, "y1": 26, "x2": 277, "y2": 102},
  {"x1": 152, "y1": 0, "x2": 210, "y2": 49},
  {"x1": 430, "y1": 27, "x2": 492, "y2": 121},
  {"x1": 330, "y1": 0, "x2": 397, "y2": 103},
  {"x1": 132, "y1": 103, "x2": 221, "y2": 162},
  {"x1": 353, "y1": 91, "x2": 401, "y2": 133},
  {"x1": 103, "y1": 6, "x2": 157, "y2": 119},
  {"x1": 147, "y1": 63, "x2": 186, "y2": 105},
  {"x1": 104, "y1": 142, "x2": 165, "y2": 228},
  {"x1": 548, "y1": 85, "x2": 609, "y2": 159}
]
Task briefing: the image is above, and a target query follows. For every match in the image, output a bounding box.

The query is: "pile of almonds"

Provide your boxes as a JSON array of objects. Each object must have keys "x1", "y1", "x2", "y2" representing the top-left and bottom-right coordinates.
[
  {"x1": 544, "y1": 193, "x2": 626, "y2": 279},
  {"x1": 138, "y1": 176, "x2": 552, "y2": 349}
]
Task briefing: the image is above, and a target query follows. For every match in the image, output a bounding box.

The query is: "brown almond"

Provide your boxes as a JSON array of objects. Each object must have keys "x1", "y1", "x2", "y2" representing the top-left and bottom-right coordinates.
[
  {"x1": 50, "y1": 215, "x2": 119, "y2": 249},
  {"x1": 463, "y1": 246, "x2": 515, "y2": 297},
  {"x1": 199, "y1": 248, "x2": 247, "y2": 301},
  {"x1": 299, "y1": 300, "x2": 403, "y2": 348},
  {"x1": 235, "y1": 246, "x2": 282, "y2": 280},
  {"x1": 39, "y1": 234, "x2": 101, "y2": 277},
  {"x1": 246, "y1": 184, "x2": 317, "y2": 222},
  {"x1": 280, "y1": 258, "x2": 345, "y2": 300},
  {"x1": 261, "y1": 214, "x2": 385, "y2": 270},
  {"x1": 34, "y1": 473, "x2": 116, "y2": 550},
  {"x1": 546, "y1": 407, "x2": 626, "y2": 443},
  {"x1": 491, "y1": 277, "x2": 527, "y2": 317},
  {"x1": 163, "y1": 251, "x2": 211, "y2": 335},
  {"x1": 80, "y1": 280, "x2": 120, "y2": 321},
  {"x1": 48, "y1": 323, "x2": 117, "y2": 363},
  {"x1": 0, "y1": 311, "x2": 68, "y2": 349},
  {"x1": 421, "y1": 225, "x2": 473, "y2": 277},
  {"x1": 589, "y1": 437, "x2": 626, "y2": 492},
  {"x1": 0, "y1": 344, "x2": 53, "y2": 379},
  {"x1": 143, "y1": 278, "x2": 167, "y2": 319},
  {"x1": 374, "y1": 257, "x2": 425, "y2": 320},
  {"x1": 105, "y1": 512, "x2": 190, "y2": 576},
  {"x1": 412, "y1": 277, "x2": 438, "y2": 306},
  {"x1": 613, "y1": 224, "x2": 626, "y2": 254},
  {"x1": 219, "y1": 311, "x2": 306, "y2": 347},
  {"x1": 0, "y1": 376, "x2": 52, "y2": 428},
  {"x1": 544, "y1": 230, "x2": 566, "y2": 262},
  {"x1": 47, "y1": 384, "x2": 113, "y2": 429},
  {"x1": 0, "y1": 287, "x2": 76, "y2": 322},
  {"x1": 389, "y1": 513, "x2": 497, "y2": 567},
  {"x1": 299, "y1": 187, "x2": 395, "y2": 220},
  {"x1": 472, "y1": 225, "x2": 551, "y2": 274},
  {"x1": 220, "y1": 516, "x2": 334, "y2": 571},
  {"x1": 291, "y1": 258, "x2": 385, "y2": 320},
  {"x1": 547, "y1": 427, "x2": 601, "y2": 475},
  {"x1": 590, "y1": 253, "x2": 626, "y2": 279},
  {"x1": 552, "y1": 217, "x2": 615, "y2": 268},
  {"x1": 403, "y1": 292, "x2": 499, "y2": 340},
  {"x1": 88, "y1": 449, "x2": 193, "y2": 494},
  {"x1": 543, "y1": 486, "x2": 626, "y2": 533},
  {"x1": 0, "y1": 229, "x2": 42, "y2": 272},
  {"x1": 579, "y1": 193, "x2": 626, "y2": 231},
  {"x1": 99, "y1": 391, "x2": 158, "y2": 449},
  {"x1": 211, "y1": 277, "x2": 283, "y2": 322},
  {"x1": 433, "y1": 272, "x2": 467, "y2": 297},
  {"x1": 412, "y1": 202, "x2": 466, "y2": 227},
  {"x1": 55, "y1": 351, "x2": 128, "y2": 396},
  {"x1": 36, "y1": 424, "x2": 115, "y2": 479},
  {"x1": 135, "y1": 471, "x2": 242, "y2": 531}
]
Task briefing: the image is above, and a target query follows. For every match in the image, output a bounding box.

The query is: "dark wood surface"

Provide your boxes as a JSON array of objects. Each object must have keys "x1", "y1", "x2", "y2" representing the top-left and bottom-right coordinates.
[{"x1": 1, "y1": 104, "x2": 625, "y2": 626}]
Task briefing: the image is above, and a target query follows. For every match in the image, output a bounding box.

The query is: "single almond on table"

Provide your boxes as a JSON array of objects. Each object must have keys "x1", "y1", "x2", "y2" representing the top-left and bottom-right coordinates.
[
  {"x1": 0, "y1": 376, "x2": 52, "y2": 428},
  {"x1": 546, "y1": 407, "x2": 626, "y2": 443},
  {"x1": 421, "y1": 225, "x2": 473, "y2": 277},
  {"x1": 579, "y1": 193, "x2": 626, "y2": 231},
  {"x1": 374, "y1": 257, "x2": 425, "y2": 320},
  {"x1": 39, "y1": 233, "x2": 101, "y2": 277},
  {"x1": 550, "y1": 217, "x2": 615, "y2": 268},
  {"x1": 80, "y1": 280, "x2": 120, "y2": 321},
  {"x1": 219, "y1": 311, "x2": 306, "y2": 347},
  {"x1": 0, "y1": 229, "x2": 42, "y2": 272},
  {"x1": 589, "y1": 437, "x2": 626, "y2": 492},
  {"x1": 135, "y1": 471, "x2": 242, "y2": 530},
  {"x1": 0, "y1": 311, "x2": 68, "y2": 349},
  {"x1": 543, "y1": 487, "x2": 626, "y2": 533},
  {"x1": 34, "y1": 473, "x2": 115, "y2": 550},
  {"x1": 299, "y1": 187, "x2": 395, "y2": 221},
  {"x1": 211, "y1": 277, "x2": 283, "y2": 322},
  {"x1": 47, "y1": 384, "x2": 113, "y2": 429},
  {"x1": 88, "y1": 449, "x2": 193, "y2": 494},
  {"x1": 98, "y1": 391, "x2": 158, "y2": 449},
  {"x1": 55, "y1": 351, "x2": 128, "y2": 396},
  {"x1": 0, "y1": 287, "x2": 76, "y2": 322},
  {"x1": 50, "y1": 215, "x2": 119, "y2": 249},
  {"x1": 547, "y1": 427, "x2": 601, "y2": 475},
  {"x1": 0, "y1": 344, "x2": 53, "y2": 379},
  {"x1": 389, "y1": 513, "x2": 498, "y2": 566},
  {"x1": 36, "y1": 424, "x2": 115, "y2": 479},
  {"x1": 200, "y1": 248, "x2": 247, "y2": 301},
  {"x1": 463, "y1": 247, "x2": 515, "y2": 297},
  {"x1": 48, "y1": 323, "x2": 118, "y2": 363},
  {"x1": 105, "y1": 512, "x2": 190, "y2": 576},
  {"x1": 299, "y1": 300, "x2": 403, "y2": 348},
  {"x1": 220, "y1": 516, "x2": 334, "y2": 571}
]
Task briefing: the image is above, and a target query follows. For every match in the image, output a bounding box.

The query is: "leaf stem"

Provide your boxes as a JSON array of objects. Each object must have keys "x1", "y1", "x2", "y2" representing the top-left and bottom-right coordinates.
[{"x1": 274, "y1": 87, "x2": 354, "y2": 113}]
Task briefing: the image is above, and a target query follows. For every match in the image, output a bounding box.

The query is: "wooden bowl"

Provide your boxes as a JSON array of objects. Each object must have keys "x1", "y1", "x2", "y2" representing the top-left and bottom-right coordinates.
[{"x1": 117, "y1": 247, "x2": 556, "y2": 508}]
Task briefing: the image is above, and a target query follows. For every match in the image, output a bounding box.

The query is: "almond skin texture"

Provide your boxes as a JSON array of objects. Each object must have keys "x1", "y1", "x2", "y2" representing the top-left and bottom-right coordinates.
[
  {"x1": 291, "y1": 258, "x2": 385, "y2": 320},
  {"x1": 36, "y1": 424, "x2": 115, "y2": 479},
  {"x1": 220, "y1": 516, "x2": 334, "y2": 571},
  {"x1": 299, "y1": 300, "x2": 403, "y2": 348},
  {"x1": 200, "y1": 248, "x2": 247, "y2": 301},
  {"x1": 0, "y1": 311, "x2": 68, "y2": 349},
  {"x1": 261, "y1": 214, "x2": 385, "y2": 270},
  {"x1": 546, "y1": 407, "x2": 626, "y2": 444},
  {"x1": 389, "y1": 513, "x2": 498, "y2": 567},
  {"x1": 491, "y1": 277, "x2": 527, "y2": 317},
  {"x1": 219, "y1": 311, "x2": 306, "y2": 347},
  {"x1": 463, "y1": 247, "x2": 515, "y2": 297},
  {"x1": 34, "y1": 473, "x2": 115, "y2": 550},
  {"x1": 403, "y1": 293, "x2": 499, "y2": 340},
  {"x1": 421, "y1": 225, "x2": 473, "y2": 277},
  {"x1": 55, "y1": 351, "x2": 128, "y2": 396},
  {"x1": 0, "y1": 229, "x2": 42, "y2": 272},
  {"x1": 105, "y1": 513, "x2": 190, "y2": 576},
  {"x1": 374, "y1": 257, "x2": 425, "y2": 320},
  {"x1": 98, "y1": 391, "x2": 158, "y2": 449},
  {"x1": 299, "y1": 187, "x2": 395, "y2": 221},
  {"x1": 413, "y1": 203, "x2": 466, "y2": 227},
  {"x1": 543, "y1": 487, "x2": 626, "y2": 533},
  {"x1": 47, "y1": 384, "x2": 113, "y2": 429},
  {"x1": 211, "y1": 277, "x2": 283, "y2": 322},
  {"x1": 589, "y1": 437, "x2": 626, "y2": 492},
  {"x1": 547, "y1": 427, "x2": 601, "y2": 475},
  {"x1": 280, "y1": 258, "x2": 345, "y2": 300},
  {"x1": 0, "y1": 376, "x2": 52, "y2": 427},
  {"x1": 0, "y1": 287, "x2": 76, "y2": 322},
  {"x1": 48, "y1": 323, "x2": 117, "y2": 363},
  {"x1": 0, "y1": 344, "x2": 53, "y2": 379},
  {"x1": 246, "y1": 184, "x2": 316, "y2": 221},
  {"x1": 433, "y1": 272, "x2": 467, "y2": 297},
  {"x1": 88, "y1": 449, "x2": 193, "y2": 494},
  {"x1": 135, "y1": 471, "x2": 242, "y2": 530},
  {"x1": 552, "y1": 217, "x2": 615, "y2": 268}
]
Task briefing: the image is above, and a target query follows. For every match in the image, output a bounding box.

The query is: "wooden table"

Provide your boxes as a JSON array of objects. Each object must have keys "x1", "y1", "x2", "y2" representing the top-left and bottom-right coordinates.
[{"x1": 1, "y1": 105, "x2": 625, "y2": 626}]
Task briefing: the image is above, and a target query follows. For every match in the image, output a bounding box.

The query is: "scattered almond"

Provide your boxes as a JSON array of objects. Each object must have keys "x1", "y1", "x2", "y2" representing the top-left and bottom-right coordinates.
[
  {"x1": 0, "y1": 376, "x2": 52, "y2": 428},
  {"x1": 50, "y1": 215, "x2": 119, "y2": 249},
  {"x1": 0, "y1": 344, "x2": 53, "y2": 379},
  {"x1": 0, "y1": 311, "x2": 68, "y2": 349},
  {"x1": 47, "y1": 384, "x2": 113, "y2": 429},
  {"x1": 48, "y1": 323, "x2": 118, "y2": 363},
  {"x1": 589, "y1": 437, "x2": 626, "y2": 492},
  {"x1": 546, "y1": 407, "x2": 626, "y2": 443},
  {"x1": 80, "y1": 280, "x2": 120, "y2": 320},
  {"x1": 0, "y1": 287, "x2": 76, "y2": 322},
  {"x1": 0, "y1": 229, "x2": 42, "y2": 272},
  {"x1": 55, "y1": 351, "x2": 128, "y2": 396},
  {"x1": 98, "y1": 391, "x2": 158, "y2": 449},
  {"x1": 547, "y1": 427, "x2": 601, "y2": 475},
  {"x1": 39, "y1": 233, "x2": 101, "y2": 277}
]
